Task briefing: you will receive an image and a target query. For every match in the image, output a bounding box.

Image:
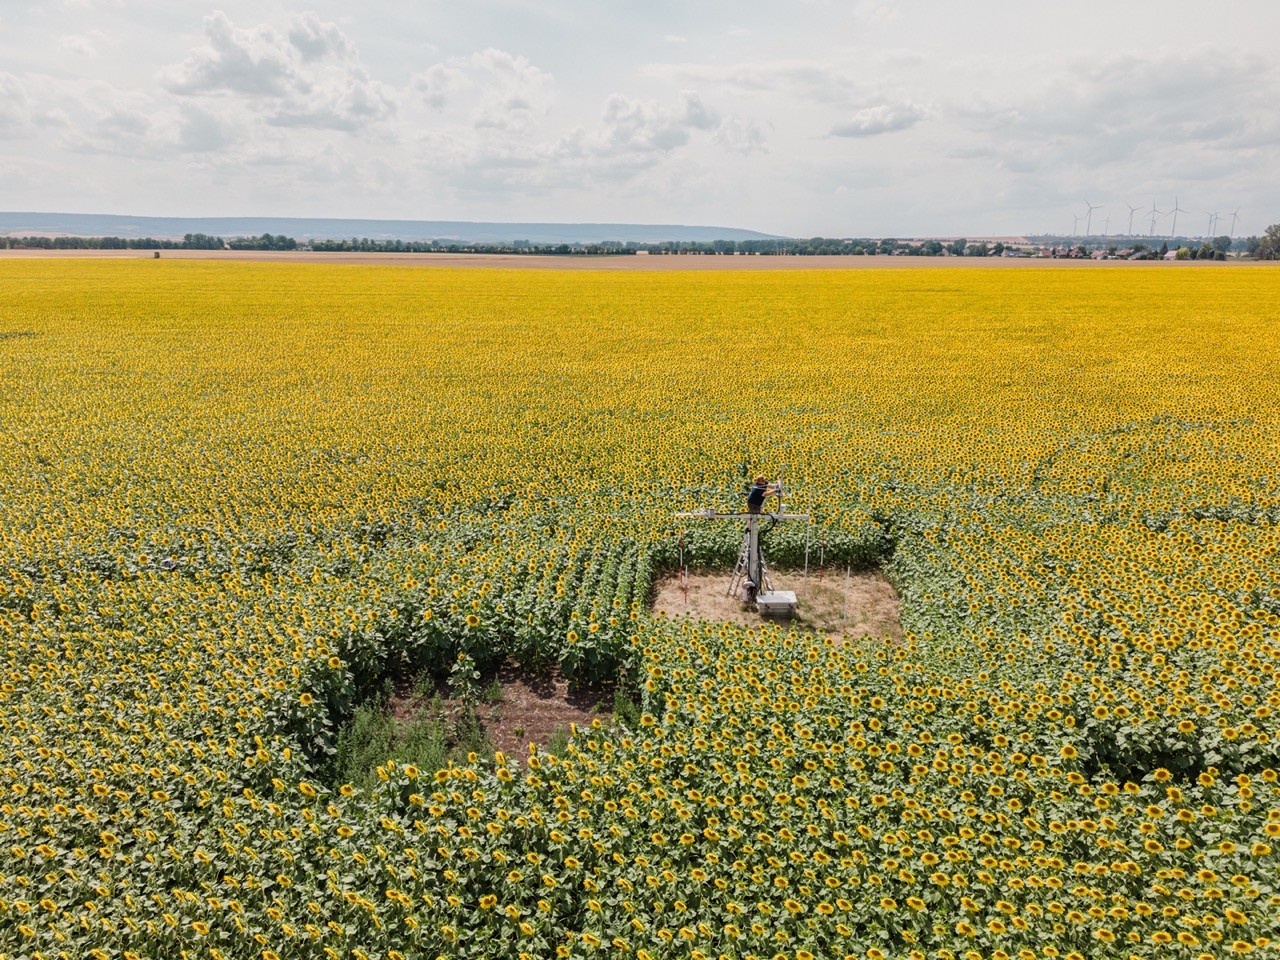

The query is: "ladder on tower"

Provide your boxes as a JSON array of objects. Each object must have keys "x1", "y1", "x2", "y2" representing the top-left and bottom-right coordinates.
[{"x1": 675, "y1": 506, "x2": 811, "y2": 617}]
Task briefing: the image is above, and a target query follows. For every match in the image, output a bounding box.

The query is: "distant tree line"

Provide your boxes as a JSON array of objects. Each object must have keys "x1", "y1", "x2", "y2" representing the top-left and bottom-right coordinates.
[
  {"x1": 0, "y1": 233, "x2": 1008, "y2": 257},
  {"x1": 1170, "y1": 236, "x2": 1235, "y2": 261},
  {"x1": 226, "y1": 233, "x2": 297, "y2": 251},
  {"x1": 0, "y1": 232, "x2": 295, "y2": 251},
  {"x1": 0, "y1": 232, "x2": 225, "y2": 250},
  {"x1": 306, "y1": 236, "x2": 1014, "y2": 256},
  {"x1": 1245, "y1": 224, "x2": 1280, "y2": 260},
  {"x1": 638, "y1": 237, "x2": 1015, "y2": 256},
  {"x1": 1046, "y1": 228, "x2": 1279, "y2": 261},
  {"x1": 308, "y1": 238, "x2": 633, "y2": 255},
  {"x1": 3, "y1": 225, "x2": 1276, "y2": 257}
]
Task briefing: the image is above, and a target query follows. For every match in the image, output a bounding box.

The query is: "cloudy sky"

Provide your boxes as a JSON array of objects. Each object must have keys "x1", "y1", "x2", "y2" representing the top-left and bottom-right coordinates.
[{"x1": 2, "y1": 0, "x2": 1277, "y2": 237}]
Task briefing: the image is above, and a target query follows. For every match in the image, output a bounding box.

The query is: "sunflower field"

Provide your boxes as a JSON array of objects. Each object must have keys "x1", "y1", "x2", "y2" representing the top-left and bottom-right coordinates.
[{"x1": 1, "y1": 260, "x2": 1278, "y2": 960}]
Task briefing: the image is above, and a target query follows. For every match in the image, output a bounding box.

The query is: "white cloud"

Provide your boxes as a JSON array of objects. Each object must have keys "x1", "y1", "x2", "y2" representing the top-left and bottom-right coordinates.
[
  {"x1": 411, "y1": 61, "x2": 469, "y2": 110},
  {"x1": 160, "y1": 11, "x2": 393, "y2": 134},
  {"x1": 469, "y1": 49, "x2": 554, "y2": 129},
  {"x1": 288, "y1": 12, "x2": 355, "y2": 63},
  {"x1": 947, "y1": 46, "x2": 1280, "y2": 185},
  {"x1": 599, "y1": 91, "x2": 719, "y2": 153},
  {"x1": 397, "y1": 87, "x2": 748, "y2": 202},
  {"x1": 94, "y1": 103, "x2": 150, "y2": 138},
  {"x1": 852, "y1": 0, "x2": 898, "y2": 24},
  {"x1": 410, "y1": 49, "x2": 554, "y2": 131},
  {"x1": 52, "y1": 83, "x2": 166, "y2": 157},
  {"x1": 0, "y1": 73, "x2": 36, "y2": 138},
  {"x1": 878, "y1": 48, "x2": 926, "y2": 68},
  {"x1": 956, "y1": 47, "x2": 1272, "y2": 150},
  {"x1": 4, "y1": 4, "x2": 1277, "y2": 235},
  {"x1": 830, "y1": 101, "x2": 925, "y2": 138},
  {"x1": 715, "y1": 115, "x2": 768, "y2": 155},
  {"x1": 178, "y1": 103, "x2": 233, "y2": 153},
  {"x1": 57, "y1": 30, "x2": 108, "y2": 57},
  {"x1": 161, "y1": 11, "x2": 297, "y2": 97},
  {"x1": 0, "y1": 72, "x2": 69, "y2": 140},
  {"x1": 269, "y1": 69, "x2": 395, "y2": 132},
  {"x1": 643, "y1": 59, "x2": 863, "y2": 105}
]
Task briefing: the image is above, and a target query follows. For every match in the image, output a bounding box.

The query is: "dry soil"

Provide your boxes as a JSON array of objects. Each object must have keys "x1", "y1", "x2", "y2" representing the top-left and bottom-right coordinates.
[{"x1": 651, "y1": 568, "x2": 902, "y2": 640}]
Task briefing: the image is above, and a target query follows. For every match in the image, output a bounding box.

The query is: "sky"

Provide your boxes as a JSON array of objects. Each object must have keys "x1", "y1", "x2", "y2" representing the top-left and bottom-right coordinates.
[{"x1": 1, "y1": 0, "x2": 1278, "y2": 237}]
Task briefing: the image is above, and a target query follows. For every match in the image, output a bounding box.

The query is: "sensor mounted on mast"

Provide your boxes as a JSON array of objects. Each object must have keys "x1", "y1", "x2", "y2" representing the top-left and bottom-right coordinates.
[{"x1": 676, "y1": 478, "x2": 809, "y2": 618}]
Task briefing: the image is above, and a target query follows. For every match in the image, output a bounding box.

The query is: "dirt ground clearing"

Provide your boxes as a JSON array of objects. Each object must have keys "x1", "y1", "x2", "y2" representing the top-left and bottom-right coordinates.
[
  {"x1": 389, "y1": 662, "x2": 612, "y2": 765},
  {"x1": 651, "y1": 568, "x2": 902, "y2": 640},
  {"x1": 474, "y1": 665, "x2": 611, "y2": 762}
]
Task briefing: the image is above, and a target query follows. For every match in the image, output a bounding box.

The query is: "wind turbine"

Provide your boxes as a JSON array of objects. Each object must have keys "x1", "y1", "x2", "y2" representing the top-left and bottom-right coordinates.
[
  {"x1": 1083, "y1": 198, "x2": 1102, "y2": 236},
  {"x1": 1072, "y1": 214, "x2": 1080, "y2": 237},
  {"x1": 1168, "y1": 197, "x2": 1188, "y2": 239},
  {"x1": 1227, "y1": 208, "x2": 1241, "y2": 238},
  {"x1": 1125, "y1": 203, "x2": 1140, "y2": 236},
  {"x1": 1148, "y1": 198, "x2": 1165, "y2": 237},
  {"x1": 1205, "y1": 211, "x2": 1218, "y2": 237},
  {"x1": 1103, "y1": 215, "x2": 1111, "y2": 236}
]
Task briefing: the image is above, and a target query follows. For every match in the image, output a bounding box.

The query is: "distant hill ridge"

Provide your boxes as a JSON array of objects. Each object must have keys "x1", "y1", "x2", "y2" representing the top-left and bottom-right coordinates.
[{"x1": 0, "y1": 212, "x2": 782, "y2": 244}]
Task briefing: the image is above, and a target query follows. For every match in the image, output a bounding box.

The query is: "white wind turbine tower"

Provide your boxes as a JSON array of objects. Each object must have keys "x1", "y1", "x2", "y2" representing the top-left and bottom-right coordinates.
[
  {"x1": 1083, "y1": 198, "x2": 1102, "y2": 236},
  {"x1": 1103, "y1": 214, "x2": 1111, "y2": 235},
  {"x1": 1205, "y1": 211, "x2": 1218, "y2": 238},
  {"x1": 1228, "y1": 208, "x2": 1241, "y2": 238},
  {"x1": 1168, "y1": 197, "x2": 1188, "y2": 239},
  {"x1": 1125, "y1": 203, "x2": 1140, "y2": 236},
  {"x1": 1072, "y1": 214, "x2": 1080, "y2": 236},
  {"x1": 1148, "y1": 198, "x2": 1165, "y2": 237}
]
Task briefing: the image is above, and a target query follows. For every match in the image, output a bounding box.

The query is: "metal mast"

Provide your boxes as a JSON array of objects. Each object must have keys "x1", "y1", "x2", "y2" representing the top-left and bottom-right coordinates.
[{"x1": 676, "y1": 499, "x2": 811, "y2": 616}]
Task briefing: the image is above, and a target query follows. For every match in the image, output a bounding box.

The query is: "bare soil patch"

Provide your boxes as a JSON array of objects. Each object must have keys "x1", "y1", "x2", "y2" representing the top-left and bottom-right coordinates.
[
  {"x1": 389, "y1": 662, "x2": 613, "y2": 765},
  {"x1": 652, "y1": 568, "x2": 902, "y2": 640},
  {"x1": 477, "y1": 665, "x2": 613, "y2": 762}
]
